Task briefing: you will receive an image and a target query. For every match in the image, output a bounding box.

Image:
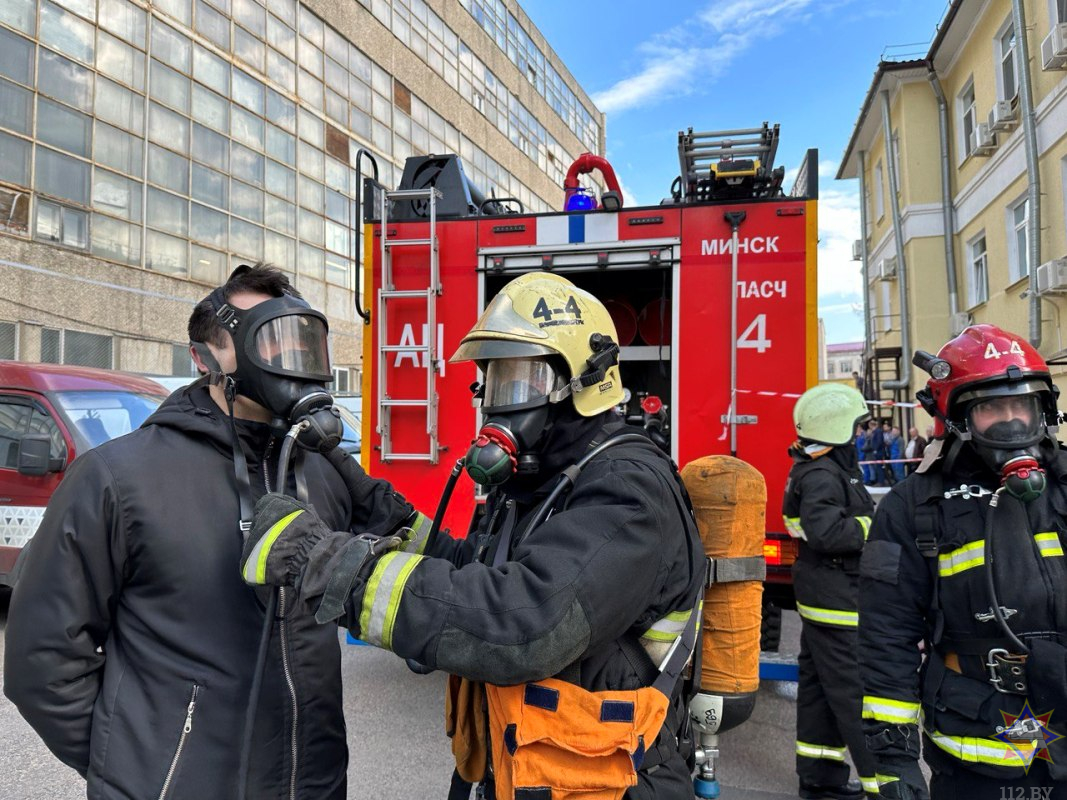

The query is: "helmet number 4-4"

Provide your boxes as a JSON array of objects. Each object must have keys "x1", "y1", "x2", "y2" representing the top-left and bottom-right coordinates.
[
  {"x1": 737, "y1": 314, "x2": 771, "y2": 354},
  {"x1": 533, "y1": 295, "x2": 583, "y2": 324},
  {"x1": 984, "y1": 340, "x2": 1025, "y2": 360}
]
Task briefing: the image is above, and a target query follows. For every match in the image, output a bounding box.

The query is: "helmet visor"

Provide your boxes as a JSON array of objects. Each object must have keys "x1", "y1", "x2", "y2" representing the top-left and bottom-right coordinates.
[
  {"x1": 484, "y1": 357, "x2": 562, "y2": 410},
  {"x1": 967, "y1": 394, "x2": 1043, "y2": 447},
  {"x1": 252, "y1": 314, "x2": 332, "y2": 378}
]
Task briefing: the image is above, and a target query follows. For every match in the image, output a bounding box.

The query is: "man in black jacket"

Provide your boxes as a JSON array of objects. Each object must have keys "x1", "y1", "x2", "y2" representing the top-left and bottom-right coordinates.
[
  {"x1": 241, "y1": 272, "x2": 706, "y2": 799},
  {"x1": 859, "y1": 324, "x2": 1067, "y2": 799},
  {"x1": 783, "y1": 383, "x2": 878, "y2": 798},
  {"x1": 4, "y1": 265, "x2": 417, "y2": 799}
]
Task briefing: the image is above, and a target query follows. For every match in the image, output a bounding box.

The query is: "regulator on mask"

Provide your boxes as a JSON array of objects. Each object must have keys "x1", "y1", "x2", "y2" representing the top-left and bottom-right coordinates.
[
  {"x1": 193, "y1": 283, "x2": 342, "y2": 453},
  {"x1": 965, "y1": 391, "x2": 1049, "y2": 502},
  {"x1": 464, "y1": 357, "x2": 564, "y2": 486}
]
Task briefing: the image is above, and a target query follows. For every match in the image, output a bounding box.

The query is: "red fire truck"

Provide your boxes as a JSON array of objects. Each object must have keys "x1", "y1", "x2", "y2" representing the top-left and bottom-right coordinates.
[{"x1": 356, "y1": 124, "x2": 817, "y2": 620}]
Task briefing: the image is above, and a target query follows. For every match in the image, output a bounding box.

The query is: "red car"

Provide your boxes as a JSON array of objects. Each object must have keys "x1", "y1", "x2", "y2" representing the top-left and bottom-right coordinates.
[{"x1": 0, "y1": 362, "x2": 168, "y2": 585}]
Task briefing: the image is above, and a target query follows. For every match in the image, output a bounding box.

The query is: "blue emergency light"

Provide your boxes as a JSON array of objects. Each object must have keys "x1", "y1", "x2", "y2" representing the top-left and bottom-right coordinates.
[{"x1": 565, "y1": 187, "x2": 596, "y2": 211}]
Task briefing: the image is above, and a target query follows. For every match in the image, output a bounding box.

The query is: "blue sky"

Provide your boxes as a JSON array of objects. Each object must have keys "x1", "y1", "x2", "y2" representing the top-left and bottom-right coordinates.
[{"x1": 523, "y1": 0, "x2": 949, "y2": 344}]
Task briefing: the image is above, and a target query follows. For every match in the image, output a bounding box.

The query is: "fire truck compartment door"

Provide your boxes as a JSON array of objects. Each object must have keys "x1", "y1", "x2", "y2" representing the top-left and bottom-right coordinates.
[{"x1": 478, "y1": 240, "x2": 678, "y2": 274}]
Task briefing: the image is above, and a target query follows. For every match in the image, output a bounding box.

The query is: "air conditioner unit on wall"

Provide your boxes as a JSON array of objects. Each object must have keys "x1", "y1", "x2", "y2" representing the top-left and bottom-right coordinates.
[
  {"x1": 973, "y1": 122, "x2": 997, "y2": 155},
  {"x1": 852, "y1": 239, "x2": 863, "y2": 261},
  {"x1": 877, "y1": 256, "x2": 898, "y2": 281},
  {"x1": 988, "y1": 100, "x2": 1018, "y2": 133},
  {"x1": 950, "y1": 312, "x2": 972, "y2": 337},
  {"x1": 1037, "y1": 258, "x2": 1067, "y2": 293},
  {"x1": 1042, "y1": 24, "x2": 1067, "y2": 70}
]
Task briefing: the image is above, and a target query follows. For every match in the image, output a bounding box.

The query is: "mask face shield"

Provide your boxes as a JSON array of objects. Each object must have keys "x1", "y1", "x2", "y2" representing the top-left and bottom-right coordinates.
[
  {"x1": 250, "y1": 313, "x2": 332, "y2": 379},
  {"x1": 967, "y1": 394, "x2": 1043, "y2": 449},
  {"x1": 482, "y1": 357, "x2": 564, "y2": 413}
]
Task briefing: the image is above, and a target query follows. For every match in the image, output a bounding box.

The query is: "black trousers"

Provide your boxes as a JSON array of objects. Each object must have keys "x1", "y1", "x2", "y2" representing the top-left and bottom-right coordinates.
[
  {"x1": 796, "y1": 620, "x2": 877, "y2": 788},
  {"x1": 930, "y1": 759, "x2": 1067, "y2": 800}
]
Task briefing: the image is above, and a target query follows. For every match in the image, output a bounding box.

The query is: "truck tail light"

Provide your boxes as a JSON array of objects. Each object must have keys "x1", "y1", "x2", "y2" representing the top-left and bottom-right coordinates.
[{"x1": 763, "y1": 540, "x2": 782, "y2": 565}]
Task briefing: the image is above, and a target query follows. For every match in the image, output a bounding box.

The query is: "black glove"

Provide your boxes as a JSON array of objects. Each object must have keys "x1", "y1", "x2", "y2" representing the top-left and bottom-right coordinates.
[
  {"x1": 241, "y1": 493, "x2": 406, "y2": 623},
  {"x1": 875, "y1": 756, "x2": 928, "y2": 800},
  {"x1": 241, "y1": 493, "x2": 338, "y2": 587}
]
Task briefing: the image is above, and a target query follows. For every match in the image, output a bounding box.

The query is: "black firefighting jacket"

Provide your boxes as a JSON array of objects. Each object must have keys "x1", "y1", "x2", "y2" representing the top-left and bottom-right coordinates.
[
  {"x1": 859, "y1": 443, "x2": 1067, "y2": 781},
  {"x1": 4, "y1": 385, "x2": 413, "y2": 800},
  {"x1": 341, "y1": 409, "x2": 706, "y2": 799},
  {"x1": 782, "y1": 444, "x2": 873, "y2": 629}
]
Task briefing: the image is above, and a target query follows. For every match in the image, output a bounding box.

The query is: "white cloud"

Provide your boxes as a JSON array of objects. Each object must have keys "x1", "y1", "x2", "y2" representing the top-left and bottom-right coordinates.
[
  {"x1": 593, "y1": 0, "x2": 856, "y2": 114},
  {"x1": 816, "y1": 176, "x2": 866, "y2": 342}
]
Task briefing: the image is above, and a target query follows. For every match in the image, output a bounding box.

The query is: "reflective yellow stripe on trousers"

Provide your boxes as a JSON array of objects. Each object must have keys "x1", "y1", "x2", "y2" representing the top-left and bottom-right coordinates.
[
  {"x1": 796, "y1": 602, "x2": 858, "y2": 628},
  {"x1": 795, "y1": 741, "x2": 846, "y2": 761},
  {"x1": 862, "y1": 695, "x2": 920, "y2": 725}
]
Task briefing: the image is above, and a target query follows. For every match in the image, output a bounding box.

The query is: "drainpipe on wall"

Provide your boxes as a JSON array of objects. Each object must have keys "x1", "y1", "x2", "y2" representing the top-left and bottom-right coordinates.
[
  {"x1": 857, "y1": 151, "x2": 872, "y2": 356},
  {"x1": 1012, "y1": 0, "x2": 1043, "y2": 347},
  {"x1": 879, "y1": 90, "x2": 912, "y2": 392},
  {"x1": 927, "y1": 68, "x2": 960, "y2": 327}
]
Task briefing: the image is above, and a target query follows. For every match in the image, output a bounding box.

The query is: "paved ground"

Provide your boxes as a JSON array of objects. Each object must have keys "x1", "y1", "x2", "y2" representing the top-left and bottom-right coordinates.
[{"x1": 0, "y1": 594, "x2": 807, "y2": 799}]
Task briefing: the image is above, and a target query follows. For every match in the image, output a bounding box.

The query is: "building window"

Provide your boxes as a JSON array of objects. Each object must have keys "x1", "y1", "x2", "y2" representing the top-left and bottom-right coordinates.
[
  {"x1": 0, "y1": 186, "x2": 30, "y2": 236},
  {"x1": 839, "y1": 359, "x2": 851, "y2": 373},
  {"x1": 873, "y1": 160, "x2": 884, "y2": 220},
  {"x1": 960, "y1": 81, "x2": 977, "y2": 157},
  {"x1": 967, "y1": 233, "x2": 989, "y2": 307},
  {"x1": 999, "y1": 21, "x2": 1017, "y2": 102},
  {"x1": 0, "y1": 321, "x2": 16, "y2": 359},
  {"x1": 332, "y1": 366, "x2": 350, "y2": 392},
  {"x1": 172, "y1": 343, "x2": 197, "y2": 376},
  {"x1": 1009, "y1": 198, "x2": 1030, "y2": 282},
  {"x1": 1054, "y1": 0, "x2": 1067, "y2": 25},
  {"x1": 35, "y1": 200, "x2": 89, "y2": 250},
  {"x1": 65, "y1": 330, "x2": 113, "y2": 368},
  {"x1": 827, "y1": 361, "x2": 835, "y2": 376}
]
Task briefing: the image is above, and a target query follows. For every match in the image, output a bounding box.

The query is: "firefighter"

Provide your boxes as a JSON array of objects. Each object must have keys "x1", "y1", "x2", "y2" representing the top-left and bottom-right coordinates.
[
  {"x1": 240, "y1": 272, "x2": 705, "y2": 800},
  {"x1": 783, "y1": 383, "x2": 879, "y2": 798},
  {"x1": 859, "y1": 324, "x2": 1067, "y2": 799}
]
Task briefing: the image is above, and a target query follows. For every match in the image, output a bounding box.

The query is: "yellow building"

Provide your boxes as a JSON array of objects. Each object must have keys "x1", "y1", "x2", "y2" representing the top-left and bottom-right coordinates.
[{"x1": 838, "y1": 0, "x2": 1067, "y2": 429}]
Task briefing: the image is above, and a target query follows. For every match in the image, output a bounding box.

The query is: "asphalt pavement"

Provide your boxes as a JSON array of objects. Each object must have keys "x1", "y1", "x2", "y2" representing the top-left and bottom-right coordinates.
[{"x1": 0, "y1": 597, "x2": 805, "y2": 800}]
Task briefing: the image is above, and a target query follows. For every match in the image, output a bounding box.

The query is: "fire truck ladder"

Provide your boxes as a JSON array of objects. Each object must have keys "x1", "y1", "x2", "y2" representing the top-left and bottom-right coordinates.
[
  {"x1": 677, "y1": 123, "x2": 781, "y2": 201},
  {"x1": 376, "y1": 186, "x2": 442, "y2": 463}
]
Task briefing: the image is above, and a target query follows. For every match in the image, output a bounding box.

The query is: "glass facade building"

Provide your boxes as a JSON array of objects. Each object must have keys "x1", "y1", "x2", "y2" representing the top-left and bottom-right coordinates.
[{"x1": 0, "y1": 0, "x2": 603, "y2": 375}]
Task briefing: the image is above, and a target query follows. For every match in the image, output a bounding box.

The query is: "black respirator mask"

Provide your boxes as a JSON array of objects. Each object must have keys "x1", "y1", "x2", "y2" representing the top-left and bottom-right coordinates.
[
  {"x1": 464, "y1": 357, "x2": 565, "y2": 486},
  {"x1": 193, "y1": 287, "x2": 342, "y2": 453},
  {"x1": 965, "y1": 393, "x2": 1051, "y2": 502}
]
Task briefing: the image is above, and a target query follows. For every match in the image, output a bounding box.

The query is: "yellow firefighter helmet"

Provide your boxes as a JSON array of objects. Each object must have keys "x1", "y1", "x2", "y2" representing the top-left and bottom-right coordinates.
[{"x1": 450, "y1": 272, "x2": 625, "y2": 416}]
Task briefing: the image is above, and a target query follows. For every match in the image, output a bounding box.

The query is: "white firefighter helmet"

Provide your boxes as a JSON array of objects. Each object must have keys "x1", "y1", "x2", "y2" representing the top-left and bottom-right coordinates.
[
  {"x1": 450, "y1": 272, "x2": 624, "y2": 416},
  {"x1": 792, "y1": 383, "x2": 869, "y2": 446}
]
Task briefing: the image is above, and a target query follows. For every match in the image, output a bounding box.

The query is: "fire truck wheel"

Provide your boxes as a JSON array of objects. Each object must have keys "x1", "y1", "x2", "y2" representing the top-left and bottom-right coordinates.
[{"x1": 760, "y1": 596, "x2": 782, "y2": 652}]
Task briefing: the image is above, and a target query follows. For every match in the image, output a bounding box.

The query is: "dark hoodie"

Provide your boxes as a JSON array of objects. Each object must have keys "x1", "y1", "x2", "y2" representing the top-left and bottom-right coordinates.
[{"x1": 4, "y1": 385, "x2": 410, "y2": 800}]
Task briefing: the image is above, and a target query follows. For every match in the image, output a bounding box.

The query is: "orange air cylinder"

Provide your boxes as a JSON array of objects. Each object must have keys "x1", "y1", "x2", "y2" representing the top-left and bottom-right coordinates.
[{"x1": 680, "y1": 455, "x2": 765, "y2": 733}]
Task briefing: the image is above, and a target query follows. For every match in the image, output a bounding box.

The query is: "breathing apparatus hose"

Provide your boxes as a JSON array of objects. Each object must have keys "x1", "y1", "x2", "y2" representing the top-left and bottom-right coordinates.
[
  {"x1": 427, "y1": 458, "x2": 467, "y2": 554},
  {"x1": 984, "y1": 487, "x2": 1031, "y2": 655},
  {"x1": 237, "y1": 418, "x2": 312, "y2": 800}
]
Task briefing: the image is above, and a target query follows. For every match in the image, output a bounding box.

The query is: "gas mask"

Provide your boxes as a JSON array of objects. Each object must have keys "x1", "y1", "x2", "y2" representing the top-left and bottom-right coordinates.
[
  {"x1": 464, "y1": 357, "x2": 564, "y2": 486},
  {"x1": 966, "y1": 394, "x2": 1048, "y2": 501},
  {"x1": 194, "y1": 288, "x2": 342, "y2": 453}
]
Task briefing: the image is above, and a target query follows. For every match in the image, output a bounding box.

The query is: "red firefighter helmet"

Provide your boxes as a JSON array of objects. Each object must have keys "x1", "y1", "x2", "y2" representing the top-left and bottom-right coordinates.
[{"x1": 916, "y1": 324, "x2": 1058, "y2": 439}]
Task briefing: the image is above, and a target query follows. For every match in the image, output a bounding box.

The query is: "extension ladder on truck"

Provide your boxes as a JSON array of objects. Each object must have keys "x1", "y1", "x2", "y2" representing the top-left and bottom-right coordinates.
[{"x1": 376, "y1": 186, "x2": 442, "y2": 463}]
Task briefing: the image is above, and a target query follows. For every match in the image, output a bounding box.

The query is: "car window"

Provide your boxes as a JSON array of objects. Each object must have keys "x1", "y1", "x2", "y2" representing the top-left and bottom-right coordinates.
[{"x1": 53, "y1": 390, "x2": 165, "y2": 449}]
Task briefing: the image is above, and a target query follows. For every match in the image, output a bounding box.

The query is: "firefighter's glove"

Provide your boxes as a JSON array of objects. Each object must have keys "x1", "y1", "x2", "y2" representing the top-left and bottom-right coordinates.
[
  {"x1": 874, "y1": 757, "x2": 928, "y2": 800},
  {"x1": 242, "y1": 493, "x2": 336, "y2": 587},
  {"x1": 242, "y1": 493, "x2": 404, "y2": 621}
]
